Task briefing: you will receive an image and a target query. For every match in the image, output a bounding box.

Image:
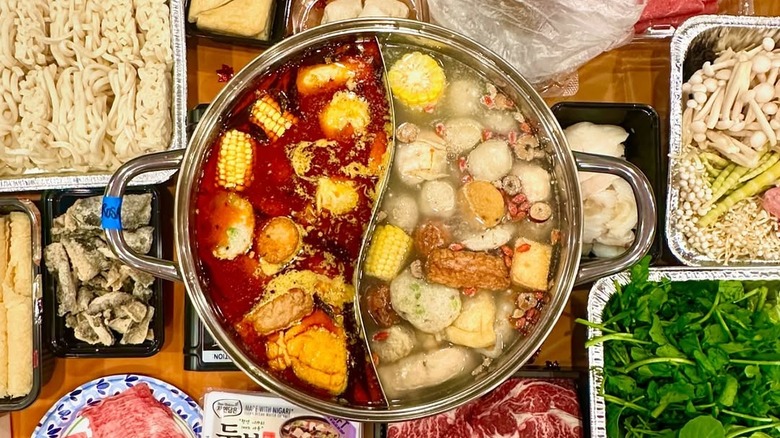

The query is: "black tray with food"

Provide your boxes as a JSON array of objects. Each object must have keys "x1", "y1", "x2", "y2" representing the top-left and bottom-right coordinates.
[
  {"x1": 41, "y1": 187, "x2": 165, "y2": 358},
  {"x1": 184, "y1": 0, "x2": 290, "y2": 48},
  {"x1": 552, "y1": 102, "x2": 665, "y2": 264},
  {"x1": 0, "y1": 197, "x2": 54, "y2": 411},
  {"x1": 285, "y1": 0, "x2": 429, "y2": 37},
  {"x1": 374, "y1": 366, "x2": 590, "y2": 438}
]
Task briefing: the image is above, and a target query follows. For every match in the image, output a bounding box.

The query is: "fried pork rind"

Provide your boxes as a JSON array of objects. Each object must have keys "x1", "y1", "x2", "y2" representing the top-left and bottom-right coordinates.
[{"x1": 43, "y1": 194, "x2": 158, "y2": 346}]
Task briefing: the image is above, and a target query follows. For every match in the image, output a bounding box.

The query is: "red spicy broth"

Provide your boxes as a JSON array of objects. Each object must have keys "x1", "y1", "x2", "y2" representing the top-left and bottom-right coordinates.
[{"x1": 193, "y1": 37, "x2": 390, "y2": 406}]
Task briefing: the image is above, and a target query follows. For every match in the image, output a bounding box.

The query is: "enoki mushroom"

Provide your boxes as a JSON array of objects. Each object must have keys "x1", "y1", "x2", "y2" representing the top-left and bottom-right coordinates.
[{"x1": 0, "y1": 0, "x2": 173, "y2": 176}]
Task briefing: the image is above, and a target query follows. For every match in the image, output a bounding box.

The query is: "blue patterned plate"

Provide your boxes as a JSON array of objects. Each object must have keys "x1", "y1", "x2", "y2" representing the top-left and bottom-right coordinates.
[{"x1": 33, "y1": 374, "x2": 203, "y2": 438}]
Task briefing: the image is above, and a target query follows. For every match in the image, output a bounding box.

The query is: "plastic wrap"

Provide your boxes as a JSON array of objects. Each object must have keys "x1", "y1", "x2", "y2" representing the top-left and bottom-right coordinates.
[{"x1": 426, "y1": 0, "x2": 646, "y2": 96}]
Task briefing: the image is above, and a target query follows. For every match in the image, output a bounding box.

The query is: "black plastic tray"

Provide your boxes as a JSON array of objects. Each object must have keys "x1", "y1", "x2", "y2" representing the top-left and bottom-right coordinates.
[
  {"x1": 41, "y1": 187, "x2": 165, "y2": 358},
  {"x1": 551, "y1": 101, "x2": 665, "y2": 264},
  {"x1": 374, "y1": 367, "x2": 591, "y2": 438},
  {"x1": 0, "y1": 197, "x2": 54, "y2": 411},
  {"x1": 184, "y1": 0, "x2": 291, "y2": 48},
  {"x1": 184, "y1": 294, "x2": 239, "y2": 371}
]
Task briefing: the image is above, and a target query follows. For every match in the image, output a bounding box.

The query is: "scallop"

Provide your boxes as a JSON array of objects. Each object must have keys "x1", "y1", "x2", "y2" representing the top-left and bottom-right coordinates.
[
  {"x1": 444, "y1": 118, "x2": 483, "y2": 154},
  {"x1": 419, "y1": 180, "x2": 457, "y2": 218},
  {"x1": 467, "y1": 139, "x2": 513, "y2": 182},
  {"x1": 383, "y1": 193, "x2": 419, "y2": 234}
]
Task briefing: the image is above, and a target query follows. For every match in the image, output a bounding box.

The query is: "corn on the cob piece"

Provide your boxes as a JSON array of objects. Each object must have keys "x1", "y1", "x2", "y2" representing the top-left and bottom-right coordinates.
[
  {"x1": 388, "y1": 52, "x2": 446, "y2": 111},
  {"x1": 250, "y1": 94, "x2": 297, "y2": 141},
  {"x1": 216, "y1": 129, "x2": 256, "y2": 191},
  {"x1": 364, "y1": 224, "x2": 413, "y2": 281}
]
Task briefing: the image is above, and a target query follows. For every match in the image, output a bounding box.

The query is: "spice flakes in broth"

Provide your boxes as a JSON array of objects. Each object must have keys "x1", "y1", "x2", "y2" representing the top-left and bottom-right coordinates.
[{"x1": 194, "y1": 38, "x2": 391, "y2": 407}]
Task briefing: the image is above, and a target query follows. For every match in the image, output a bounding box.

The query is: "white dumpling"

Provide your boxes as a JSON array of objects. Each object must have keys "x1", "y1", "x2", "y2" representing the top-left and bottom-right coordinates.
[
  {"x1": 419, "y1": 180, "x2": 457, "y2": 218},
  {"x1": 445, "y1": 79, "x2": 482, "y2": 116},
  {"x1": 460, "y1": 223, "x2": 515, "y2": 251},
  {"x1": 511, "y1": 162, "x2": 551, "y2": 203},
  {"x1": 467, "y1": 139, "x2": 512, "y2": 182},
  {"x1": 321, "y1": 0, "x2": 362, "y2": 24},
  {"x1": 370, "y1": 325, "x2": 416, "y2": 363},
  {"x1": 383, "y1": 193, "x2": 419, "y2": 234},
  {"x1": 564, "y1": 122, "x2": 628, "y2": 157},
  {"x1": 394, "y1": 133, "x2": 449, "y2": 186},
  {"x1": 359, "y1": 0, "x2": 410, "y2": 17},
  {"x1": 444, "y1": 118, "x2": 483, "y2": 154}
]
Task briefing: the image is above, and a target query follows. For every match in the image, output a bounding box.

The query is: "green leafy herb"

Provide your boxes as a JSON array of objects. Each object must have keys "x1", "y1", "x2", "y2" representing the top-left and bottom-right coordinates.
[{"x1": 578, "y1": 256, "x2": 780, "y2": 437}]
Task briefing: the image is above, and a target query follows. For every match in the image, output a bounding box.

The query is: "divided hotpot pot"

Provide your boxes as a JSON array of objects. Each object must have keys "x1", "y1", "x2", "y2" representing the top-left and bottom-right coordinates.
[{"x1": 103, "y1": 19, "x2": 656, "y2": 421}]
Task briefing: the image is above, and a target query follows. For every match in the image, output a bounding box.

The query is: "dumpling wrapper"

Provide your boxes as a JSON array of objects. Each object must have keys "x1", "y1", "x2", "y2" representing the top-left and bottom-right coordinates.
[
  {"x1": 359, "y1": 0, "x2": 410, "y2": 18},
  {"x1": 196, "y1": 0, "x2": 274, "y2": 38},
  {"x1": 321, "y1": 0, "x2": 362, "y2": 24},
  {"x1": 187, "y1": 0, "x2": 232, "y2": 23}
]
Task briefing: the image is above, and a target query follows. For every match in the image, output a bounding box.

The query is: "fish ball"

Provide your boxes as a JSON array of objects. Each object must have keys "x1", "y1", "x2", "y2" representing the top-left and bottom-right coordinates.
[
  {"x1": 370, "y1": 325, "x2": 416, "y2": 363},
  {"x1": 444, "y1": 118, "x2": 483, "y2": 154},
  {"x1": 383, "y1": 194, "x2": 419, "y2": 234},
  {"x1": 482, "y1": 111, "x2": 517, "y2": 134},
  {"x1": 445, "y1": 79, "x2": 482, "y2": 116},
  {"x1": 510, "y1": 162, "x2": 551, "y2": 203},
  {"x1": 419, "y1": 180, "x2": 457, "y2": 218},
  {"x1": 467, "y1": 139, "x2": 513, "y2": 182}
]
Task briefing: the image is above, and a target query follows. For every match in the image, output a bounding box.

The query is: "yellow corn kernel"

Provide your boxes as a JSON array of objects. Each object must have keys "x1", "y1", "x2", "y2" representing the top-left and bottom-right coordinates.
[
  {"x1": 387, "y1": 52, "x2": 446, "y2": 111},
  {"x1": 216, "y1": 129, "x2": 256, "y2": 191},
  {"x1": 250, "y1": 94, "x2": 298, "y2": 141},
  {"x1": 364, "y1": 224, "x2": 413, "y2": 281}
]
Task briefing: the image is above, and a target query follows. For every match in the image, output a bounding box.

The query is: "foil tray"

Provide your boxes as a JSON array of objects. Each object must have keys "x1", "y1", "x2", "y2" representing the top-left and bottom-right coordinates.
[
  {"x1": 586, "y1": 267, "x2": 780, "y2": 438},
  {"x1": 0, "y1": 0, "x2": 187, "y2": 193},
  {"x1": 666, "y1": 15, "x2": 780, "y2": 266}
]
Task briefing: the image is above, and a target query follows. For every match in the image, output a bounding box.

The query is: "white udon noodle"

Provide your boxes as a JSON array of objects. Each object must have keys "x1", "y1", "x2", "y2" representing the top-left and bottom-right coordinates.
[{"x1": 0, "y1": 0, "x2": 173, "y2": 175}]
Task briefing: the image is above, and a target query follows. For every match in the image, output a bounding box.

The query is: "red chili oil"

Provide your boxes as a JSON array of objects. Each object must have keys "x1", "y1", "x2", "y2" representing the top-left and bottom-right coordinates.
[{"x1": 193, "y1": 37, "x2": 388, "y2": 407}]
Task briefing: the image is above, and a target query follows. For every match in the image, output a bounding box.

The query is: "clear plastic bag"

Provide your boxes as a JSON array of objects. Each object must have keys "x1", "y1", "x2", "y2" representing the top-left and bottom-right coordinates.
[{"x1": 427, "y1": 0, "x2": 647, "y2": 96}]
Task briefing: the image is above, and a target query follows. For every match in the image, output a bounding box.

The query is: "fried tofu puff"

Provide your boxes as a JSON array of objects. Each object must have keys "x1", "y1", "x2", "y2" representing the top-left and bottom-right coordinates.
[
  {"x1": 316, "y1": 177, "x2": 359, "y2": 215},
  {"x1": 297, "y1": 60, "x2": 372, "y2": 96},
  {"x1": 210, "y1": 192, "x2": 256, "y2": 260},
  {"x1": 319, "y1": 91, "x2": 370, "y2": 139},
  {"x1": 267, "y1": 310, "x2": 348, "y2": 395},
  {"x1": 256, "y1": 217, "x2": 303, "y2": 275}
]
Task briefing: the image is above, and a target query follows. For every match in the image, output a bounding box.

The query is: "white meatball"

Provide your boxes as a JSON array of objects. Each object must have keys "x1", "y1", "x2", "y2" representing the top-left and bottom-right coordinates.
[
  {"x1": 467, "y1": 139, "x2": 513, "y2": 182},
  {"x1": 511, "y1": 162, "x2": 551, "y2": 203},
  {"x1": 482, "y1": 110, "x2": 518, "y2": 134},
  {"x1": 394, "y1": 134, "x2": 449, "y2": 186},
  {"x1": 445, "y1": 79, "x2": 483, "y2": 116},
  {"x1": 370, "y1": 325, "x2": 416, "y2": 363},
  {"x1": 390, "y1": 269, "x2": 461, "y2": 333},
  {"x1": 383, "y1": 194, "x2": 419, "y2": 234},
  {"x1": 419, "y1": 180, "x2": 457, "y2": 218},
  {"x1": 444, "y1": 118, "x2": 483, "y2": 154}
]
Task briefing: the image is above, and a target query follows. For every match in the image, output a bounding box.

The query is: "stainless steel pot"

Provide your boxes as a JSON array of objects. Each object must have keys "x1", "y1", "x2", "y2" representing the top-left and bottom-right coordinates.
[{"x1": 104, "y1": 19, "x2": 656, "y2": 421}]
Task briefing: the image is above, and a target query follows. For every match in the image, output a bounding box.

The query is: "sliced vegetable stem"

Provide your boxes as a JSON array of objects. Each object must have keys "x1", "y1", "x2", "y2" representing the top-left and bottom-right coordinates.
[
  {"x1": 724, "y1": 421, "x2": 780, "y2": 438},
  {"x1": 697, "y1": 292, "x2": 720, "y2": 324},
  {"x1": 702, "y1": 157, "x2": 720, "y2": 178},
  {"x1": 697, "y1": 160, "x2": 780, "y2": 227},
  {"x1": 585, "y1": 333, "x2": 651, "y2": 349},
  {"x1": 711, "y1": 163, "x2": 736, "y2": 193},
  {"x1": 715, "y1": 309, "x2": 735, "y2": 341},
  {"x1": 702, "y1": 152, "x2": 730, "y2": 168},
  {"x1": 730, "y1": 359, "x2": 780, "y2": 366},
  {"x1": 617, "y1": 357, "x2": 696, "y2": 374},
  {"x1": 573, "y1": 318, "x2": 617, "y2": 334},
  {"x1": 603, "y1": 394, "x2": 650, "y2": 413},
  {"x1": 739, "y1": 152, "x2": 780, "y2": 182},
  {"x1": 721, "y1": 409, "x2": 775, "y2": 423},
  {"x1": 710, "y1": 164, "x2": 751, "y2": 203}
]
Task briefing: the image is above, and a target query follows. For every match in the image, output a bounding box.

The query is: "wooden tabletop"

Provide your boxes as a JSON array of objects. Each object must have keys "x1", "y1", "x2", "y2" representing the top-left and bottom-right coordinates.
[{"x1": 11, "y1": 3, "x2": 780, "y2": 436}]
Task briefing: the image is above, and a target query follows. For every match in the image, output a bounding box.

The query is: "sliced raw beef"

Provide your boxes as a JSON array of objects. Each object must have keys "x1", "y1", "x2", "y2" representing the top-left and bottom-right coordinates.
[
  {"x1": 79, "y1": 383, "x2": 186, "y2": 438},
  {"x1": 64, "y1": 434, "x2": 88, "y2": 438},
  {"x1": 763, "y1": 187, "x2": 780, "y2": 218},
  {"x1": 387, "y1": 378, "x2": 583, "y2": 438}
]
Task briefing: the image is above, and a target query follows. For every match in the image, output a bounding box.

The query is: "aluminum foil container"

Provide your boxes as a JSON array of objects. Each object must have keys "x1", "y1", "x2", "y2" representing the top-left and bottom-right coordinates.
[
  {"x1": 587, "y1": 267, "x2": 780, "y2": 438},
  {"x1": 0, "y1": 0, "x2": 187, "y2": 193},
  {"x1": 667, "y1": 15, "x2": 780, "y2": 266}
]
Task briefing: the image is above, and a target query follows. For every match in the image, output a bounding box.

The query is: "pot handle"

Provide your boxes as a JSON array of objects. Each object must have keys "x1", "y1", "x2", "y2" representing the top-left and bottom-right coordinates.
[
  {"x1": 103, "y1": 150, "x2": 185, "y2": 283},
  {"x1": 573, "y1": 151, "x2": 657, "y2": 285}
]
